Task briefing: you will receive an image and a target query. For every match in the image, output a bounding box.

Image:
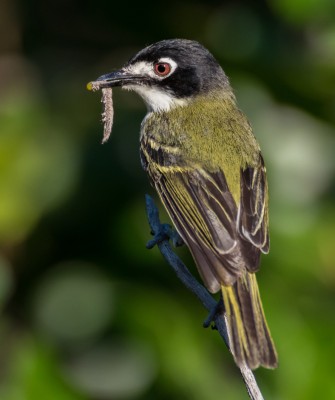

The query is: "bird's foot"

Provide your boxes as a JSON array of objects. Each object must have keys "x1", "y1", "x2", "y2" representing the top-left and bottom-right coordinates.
[
  {"x1": 145, "y1": 194, "x2": 183, "y2": 248},
  {"x1": 146, "y1": 223, "x2": 184, "y2": 249},
  {"x1": 203, "y1": 296, "x2": 224, "y2": 330}
]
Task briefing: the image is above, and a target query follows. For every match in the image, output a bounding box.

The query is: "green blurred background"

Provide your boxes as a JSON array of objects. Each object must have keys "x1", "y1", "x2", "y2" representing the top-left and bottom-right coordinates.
[{"x1": 0, "y1": 0, "x2": 335, "y2": 399}]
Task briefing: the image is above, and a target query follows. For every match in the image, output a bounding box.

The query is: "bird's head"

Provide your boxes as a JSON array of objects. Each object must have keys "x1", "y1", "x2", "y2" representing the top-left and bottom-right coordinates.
[{"x1": 89, "y1": 39, "x2": 230, "y2": 112}]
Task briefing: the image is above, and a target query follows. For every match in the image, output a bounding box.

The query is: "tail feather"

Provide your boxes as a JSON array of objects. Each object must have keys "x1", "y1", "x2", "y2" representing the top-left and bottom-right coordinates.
[{"x1": 221, "y1": 272, "x2": 278, "y2": 369}]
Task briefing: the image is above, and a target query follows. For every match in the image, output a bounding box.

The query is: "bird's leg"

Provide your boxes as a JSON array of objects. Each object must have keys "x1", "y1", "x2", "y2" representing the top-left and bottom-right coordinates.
[
  {"x1": 203, "y1": 293, "x2": 224, "y2": 330},
  {"x1": 146, "y1": 223, "x2": 184, "y2": 249},
  {"x1": 145, "y1": 194, "x2": 184, "y2": 248}
]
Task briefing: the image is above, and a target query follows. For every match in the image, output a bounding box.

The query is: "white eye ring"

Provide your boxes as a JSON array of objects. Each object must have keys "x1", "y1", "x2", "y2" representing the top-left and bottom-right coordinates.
[{"x1": 152, "y1": 57, "x2": 177, "y2": 79}]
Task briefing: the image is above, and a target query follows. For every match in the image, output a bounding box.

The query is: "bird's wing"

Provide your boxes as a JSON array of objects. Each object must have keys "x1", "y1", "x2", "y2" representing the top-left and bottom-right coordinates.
[
  {"x1": 154, "y1": 167, "x2": 240, "y2": 290},
  {"x1": 141, "y1": 145, "x2": 269, "y2": 291},
  {"x1": 238, "y1": 157, "x2": 269, "y2": 257}
]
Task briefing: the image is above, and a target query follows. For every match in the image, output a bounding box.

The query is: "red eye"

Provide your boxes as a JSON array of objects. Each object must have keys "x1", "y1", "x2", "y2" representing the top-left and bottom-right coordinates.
[{"x1": 154, "y1": 62, "x2": 171, "y2": 77}]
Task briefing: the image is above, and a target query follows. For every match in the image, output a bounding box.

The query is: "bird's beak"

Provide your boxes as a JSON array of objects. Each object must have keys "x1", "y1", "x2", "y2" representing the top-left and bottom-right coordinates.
[{"x1": 87, "y1": 70, "x2": 148, "y2": 91}]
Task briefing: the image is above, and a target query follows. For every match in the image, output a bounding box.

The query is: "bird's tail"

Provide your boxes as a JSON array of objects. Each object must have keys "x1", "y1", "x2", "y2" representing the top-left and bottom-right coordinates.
[{"x1": 221, "y1": 272, "x2": 278, "y2": 369}]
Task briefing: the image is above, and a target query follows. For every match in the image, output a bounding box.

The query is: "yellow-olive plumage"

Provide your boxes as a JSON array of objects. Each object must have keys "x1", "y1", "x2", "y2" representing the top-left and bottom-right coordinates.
[
  {"x1": 89, "y1": 39, "x2": 278, "y2": 370},
  {"x1": 140, "y1": 91, "x2": 277, "y2": 369}
]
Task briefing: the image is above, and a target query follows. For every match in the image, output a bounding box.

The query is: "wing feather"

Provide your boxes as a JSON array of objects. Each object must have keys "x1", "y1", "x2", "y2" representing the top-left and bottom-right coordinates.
[
  {"x1": 154, "y1": 168, "x2": 245, "y2": 288},
  {"x1": 238, "y1": 157, "x2": 269, "y2": 254},
  {"x1": 141, "y1": 141, "x2": 269, "y2": 290}
]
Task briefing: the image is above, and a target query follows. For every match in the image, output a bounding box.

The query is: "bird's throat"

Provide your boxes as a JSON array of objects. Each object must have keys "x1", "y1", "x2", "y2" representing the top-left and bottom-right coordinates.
[{"x1": 124, "y1": 84, "x2": 188, "y2": 113}]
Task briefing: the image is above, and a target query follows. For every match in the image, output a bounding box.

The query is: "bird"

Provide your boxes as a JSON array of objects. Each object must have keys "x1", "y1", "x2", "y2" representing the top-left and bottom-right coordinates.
[{"x1": 90, "y1": 39, "x2": 278, "y2": 369}]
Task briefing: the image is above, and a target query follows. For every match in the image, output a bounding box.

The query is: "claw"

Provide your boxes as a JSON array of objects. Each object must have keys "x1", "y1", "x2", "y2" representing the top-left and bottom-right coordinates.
[
  {"x1": 146, "y1": 222, "x2": 184, "y2": 249},
  {"x1": 146, "y1": 223, "x2": 169, "y2": 249},
  {"x1": 145, "y1": 194, "x2": 184, "y2": 249}
]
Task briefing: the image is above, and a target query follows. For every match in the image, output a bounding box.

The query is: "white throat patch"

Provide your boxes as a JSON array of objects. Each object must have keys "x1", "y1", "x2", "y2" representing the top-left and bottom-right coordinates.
[{"x1": 124, "y1": 84, "x2": 187, "y2": 112}]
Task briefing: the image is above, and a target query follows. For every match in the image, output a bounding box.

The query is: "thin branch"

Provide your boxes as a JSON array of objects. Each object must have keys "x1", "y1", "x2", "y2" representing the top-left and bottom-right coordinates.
[{"x1": 145, "y1": 194, "x2": 264, "y2": 400}]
